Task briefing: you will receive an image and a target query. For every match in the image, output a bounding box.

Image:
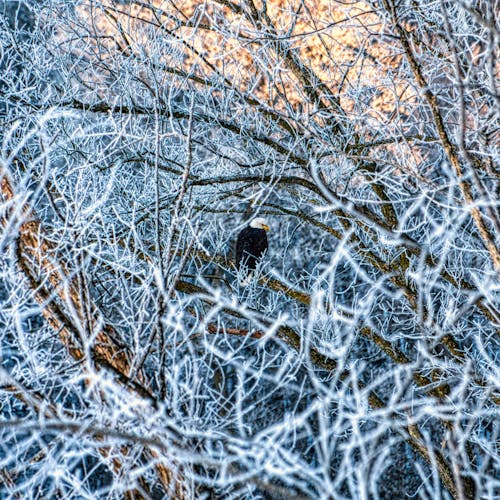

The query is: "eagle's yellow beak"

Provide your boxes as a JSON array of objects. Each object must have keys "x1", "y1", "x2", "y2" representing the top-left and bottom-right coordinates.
[{"x1": 262, "y1": 224, "x2": 270, "y2": 231}]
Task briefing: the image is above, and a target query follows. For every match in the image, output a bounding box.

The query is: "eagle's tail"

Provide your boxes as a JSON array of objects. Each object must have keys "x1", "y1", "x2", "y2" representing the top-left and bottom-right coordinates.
[{"x1": 238, "y1": 271, "x2": 254, "y2": 287}]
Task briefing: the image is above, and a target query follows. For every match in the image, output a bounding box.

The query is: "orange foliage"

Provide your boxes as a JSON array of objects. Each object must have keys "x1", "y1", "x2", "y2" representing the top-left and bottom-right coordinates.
[{"x1": 70, "y1": 0, "x2": 413, "y2": 120}]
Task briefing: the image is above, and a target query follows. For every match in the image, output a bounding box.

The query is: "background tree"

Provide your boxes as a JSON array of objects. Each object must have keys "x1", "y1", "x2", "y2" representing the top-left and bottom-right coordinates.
[{"x1": 1, "y1": 0, "x2": 498, "y2": 498}]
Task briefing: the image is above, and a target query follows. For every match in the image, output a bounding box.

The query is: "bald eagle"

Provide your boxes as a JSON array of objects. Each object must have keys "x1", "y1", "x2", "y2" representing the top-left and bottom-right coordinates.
[{"x1": 236, "y1": 217, "x2": 270, "y2": 286}]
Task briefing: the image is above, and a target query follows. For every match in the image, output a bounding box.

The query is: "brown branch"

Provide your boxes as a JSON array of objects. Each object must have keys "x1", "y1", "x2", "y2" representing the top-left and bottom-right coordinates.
[
  {"x1": 0, "y1": 173, "x2": 188, "y2": 499},
  {"x1": 384, "y1": 0, "x2": 500, "y2": 273},
  {"x1": 173, "y1": 277, "x2": 472, "y2": 500},
  {"x1": 207, "y1": 323, "x2": 265, "y2": 338}
]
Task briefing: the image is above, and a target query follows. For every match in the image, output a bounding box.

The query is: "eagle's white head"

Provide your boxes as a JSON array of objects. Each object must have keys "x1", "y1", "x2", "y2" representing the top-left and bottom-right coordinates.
[{"x1": 249, "y1": 217, "x2": 270, "y2": 231}]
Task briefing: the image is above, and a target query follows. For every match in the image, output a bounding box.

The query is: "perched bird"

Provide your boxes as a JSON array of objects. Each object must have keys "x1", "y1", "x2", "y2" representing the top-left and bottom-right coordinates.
[{"x1": 235, "y1": 217, "x2": 270, "y2": 286}]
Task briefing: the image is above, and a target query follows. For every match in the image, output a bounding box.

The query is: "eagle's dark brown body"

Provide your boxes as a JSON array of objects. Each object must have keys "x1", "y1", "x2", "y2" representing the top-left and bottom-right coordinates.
[{"x1": 236, "y1": 226, "x2": 268, "y2": 271}]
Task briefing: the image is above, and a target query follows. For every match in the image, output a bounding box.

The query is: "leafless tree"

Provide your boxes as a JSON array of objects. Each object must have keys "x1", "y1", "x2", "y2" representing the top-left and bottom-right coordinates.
[{"x1": 1, "y1": 1, "x2": 498, "y2": 498}]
